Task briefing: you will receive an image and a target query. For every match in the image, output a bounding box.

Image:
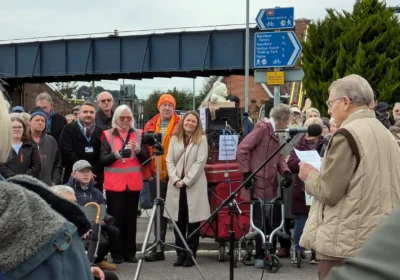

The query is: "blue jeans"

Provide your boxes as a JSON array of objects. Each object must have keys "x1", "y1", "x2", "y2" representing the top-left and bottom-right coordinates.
[{"x1": 294, "y1": 215, "x2": 308, "y2": 253}]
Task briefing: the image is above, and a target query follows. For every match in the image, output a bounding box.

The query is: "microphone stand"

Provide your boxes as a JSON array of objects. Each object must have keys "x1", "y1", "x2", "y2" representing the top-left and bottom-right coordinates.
[{"x1": 188, "y1": 134, "x2": 294, "y2": 280}]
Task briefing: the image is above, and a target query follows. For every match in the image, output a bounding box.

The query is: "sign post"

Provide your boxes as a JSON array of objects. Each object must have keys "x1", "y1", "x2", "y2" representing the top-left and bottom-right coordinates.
[{"x1": 254, "y1": 7, "x2": 302, "y2": 108}]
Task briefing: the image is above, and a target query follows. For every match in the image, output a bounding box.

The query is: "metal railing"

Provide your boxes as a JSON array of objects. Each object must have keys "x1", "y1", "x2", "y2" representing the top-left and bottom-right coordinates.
[{"x1": 0, "y1": 23, "x2": 257, "y2": 44}]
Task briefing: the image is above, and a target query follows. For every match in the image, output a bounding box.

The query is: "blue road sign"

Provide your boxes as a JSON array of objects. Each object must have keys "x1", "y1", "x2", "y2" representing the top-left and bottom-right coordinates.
[
  {"x1": 254, "y1": 31, "x2": 302, "y2": 68},
  {"x1": 256, "y1": 7, "x2": 294, "y2": 30}
]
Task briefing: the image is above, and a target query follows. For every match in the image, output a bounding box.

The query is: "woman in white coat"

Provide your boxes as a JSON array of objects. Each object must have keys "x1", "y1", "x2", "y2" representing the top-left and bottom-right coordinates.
[{"x1": 165, "y1": 110, "x2": 210, "y2": 267}]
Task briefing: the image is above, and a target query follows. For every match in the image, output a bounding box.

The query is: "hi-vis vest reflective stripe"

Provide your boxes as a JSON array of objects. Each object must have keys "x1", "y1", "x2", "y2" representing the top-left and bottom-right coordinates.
[{"x1": 103, "y1": 128, "x2": 143, "y2": 192}]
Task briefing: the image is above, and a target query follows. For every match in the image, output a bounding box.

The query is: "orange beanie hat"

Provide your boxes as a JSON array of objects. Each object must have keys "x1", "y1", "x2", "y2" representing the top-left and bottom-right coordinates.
[{"x1": 157, "y1": 94, "x2": 176, "y2": 109}]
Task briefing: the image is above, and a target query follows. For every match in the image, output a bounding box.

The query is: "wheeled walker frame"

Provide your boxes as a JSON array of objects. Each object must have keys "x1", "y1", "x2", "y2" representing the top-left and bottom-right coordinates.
[{"x1": 237, "y1": 186, "x2": 301, "y2": 272}]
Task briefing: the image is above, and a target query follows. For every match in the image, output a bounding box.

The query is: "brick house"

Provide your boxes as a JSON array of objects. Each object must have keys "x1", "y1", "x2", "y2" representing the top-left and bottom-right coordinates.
[
  {"x1": 23, "y1": 83, "x2": 81, "y2": 115},
  {"x1": 211, "y1": 19, "x2": 312, "y2": 118}
]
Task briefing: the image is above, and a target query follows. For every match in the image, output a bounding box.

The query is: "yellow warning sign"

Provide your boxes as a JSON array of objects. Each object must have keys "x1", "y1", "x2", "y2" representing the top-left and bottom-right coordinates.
[{"x1": 267, "y1": 71, "x2": 284, "y2": 85}]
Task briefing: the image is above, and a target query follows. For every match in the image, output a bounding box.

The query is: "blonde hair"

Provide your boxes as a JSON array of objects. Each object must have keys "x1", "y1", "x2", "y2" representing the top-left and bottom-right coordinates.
[
  {"x1": 173, "y1": 110, "x2": 204, "y2": 145},
  {"x1": 0, "y1": 91, "x2": 12, "y2": 163},
  {"x1": 304, "y1": 117, "x2": 324, "y2": 128}
]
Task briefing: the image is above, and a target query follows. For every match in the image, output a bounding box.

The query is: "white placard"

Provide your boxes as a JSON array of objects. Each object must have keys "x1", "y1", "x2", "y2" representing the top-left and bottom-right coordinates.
[
  {"x1": 305, "y1": 190, "x2": 313, "y2": 206},
  {"x1": 218, "y1": 135, "x2": 239, "y2": 161},
  {"x1": 200, "y1": 108, "x2": 207, "y2": 131}
]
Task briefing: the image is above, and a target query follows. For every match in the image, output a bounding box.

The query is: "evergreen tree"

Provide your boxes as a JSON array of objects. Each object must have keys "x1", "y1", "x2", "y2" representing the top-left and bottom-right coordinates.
[{"x1": 301, "y1": 0, "x2": 400, "y2": 115}]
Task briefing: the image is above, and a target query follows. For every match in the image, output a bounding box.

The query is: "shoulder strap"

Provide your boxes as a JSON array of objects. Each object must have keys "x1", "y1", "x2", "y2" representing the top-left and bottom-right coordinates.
[{"x1": 330, "y1": 128, "x2": 361, "y2": 169}]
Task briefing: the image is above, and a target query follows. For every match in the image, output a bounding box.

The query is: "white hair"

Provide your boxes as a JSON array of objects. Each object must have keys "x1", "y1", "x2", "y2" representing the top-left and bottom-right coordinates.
[
  {"x1": 35, "y1": 92, "x2": 53, "y2": 104},
  {"x1": 0, "y1": 91, "x2": 12, "y2": 163},
  {"x1": 329, "y1": 117, "x2": 336, "y2": 124},
  {"x1": 51, "y1": 185, "x2": 75, "y2": 196},
  {"x1": 112, "y1": 104, "x2": 135, "y2": 129},
  {"x1": 328, "y1": 74, "x2": 374, "y2": 107}
]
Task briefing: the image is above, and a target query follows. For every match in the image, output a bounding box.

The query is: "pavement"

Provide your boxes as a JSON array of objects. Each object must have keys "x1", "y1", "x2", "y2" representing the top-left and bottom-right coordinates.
[
  {"x1": 113, "y1": 251, "x2": 318, "y2": 280},
  {"x1": 110, "y1": 211, "x2": 318, "y2": 280},
  {"x1": 136, "y1": 209, "x2": 219, "y2": 251}
]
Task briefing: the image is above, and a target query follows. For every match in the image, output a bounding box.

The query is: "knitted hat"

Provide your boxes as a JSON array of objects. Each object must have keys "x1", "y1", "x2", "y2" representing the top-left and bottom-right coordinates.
[
  {"x1": 157, "y1": 94, "x2": 176, "y2": 109},
  {"x1": 30, "y1": 111, "x2": 47, "y2": 121}
]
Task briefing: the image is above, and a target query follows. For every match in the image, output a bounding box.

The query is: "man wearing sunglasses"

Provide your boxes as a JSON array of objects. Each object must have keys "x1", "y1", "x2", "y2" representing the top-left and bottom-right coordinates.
[{"x1": 96, "y1": 92, "x2": 115, "y2": 131}]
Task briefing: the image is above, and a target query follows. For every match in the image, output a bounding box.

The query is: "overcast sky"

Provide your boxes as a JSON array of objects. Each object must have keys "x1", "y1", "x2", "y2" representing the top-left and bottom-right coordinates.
[{"x1": 1, "y1": 0, "x2": 398, "y2": 98}]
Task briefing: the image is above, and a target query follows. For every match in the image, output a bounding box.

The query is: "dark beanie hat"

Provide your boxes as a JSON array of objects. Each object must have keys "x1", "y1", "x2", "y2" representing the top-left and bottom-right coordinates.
[{"x1": 323, "y1": 120, "x2": 330, "y2": 131}]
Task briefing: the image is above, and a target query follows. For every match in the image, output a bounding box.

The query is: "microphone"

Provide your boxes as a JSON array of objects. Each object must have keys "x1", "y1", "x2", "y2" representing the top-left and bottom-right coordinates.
[{"x1": 276, "y1": 124, "x2": 323, "y2": 137}]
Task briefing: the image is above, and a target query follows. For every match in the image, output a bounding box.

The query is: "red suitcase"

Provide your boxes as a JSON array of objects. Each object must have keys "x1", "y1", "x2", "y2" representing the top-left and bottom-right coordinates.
[
  {"x1": 201, "y1": 181, "x2": 250, "y2": 240},
  {"x1": 205, "y1": 163, "x2": 243, "y2": 184}
]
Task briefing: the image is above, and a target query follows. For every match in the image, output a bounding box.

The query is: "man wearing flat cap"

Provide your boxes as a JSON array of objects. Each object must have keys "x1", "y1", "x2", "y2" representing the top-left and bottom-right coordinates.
[{"x1": 144, "y1": 93, "x2": 181, "y2": 262}]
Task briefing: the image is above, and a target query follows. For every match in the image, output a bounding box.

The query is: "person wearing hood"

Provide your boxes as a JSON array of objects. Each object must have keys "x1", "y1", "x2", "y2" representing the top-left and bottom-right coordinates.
[
  {"x1": 0, "y1": 89, "x2": 93, "y2": 280},
  {"x1": 29, "y1": 107, "x2": 63, "y2": 186},
  {"x1": 66, "y1": 159, "x2": 119, "y2": 271}
]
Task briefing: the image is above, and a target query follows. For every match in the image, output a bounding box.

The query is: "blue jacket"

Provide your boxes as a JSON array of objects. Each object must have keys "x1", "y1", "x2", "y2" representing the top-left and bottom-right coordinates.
[
  {"x1": 0, "y1": 175, "x2": 93, "y2": 280},
  {"x1": 243, "y1": 116, "x2": 254, "y2": 137},
  {"x1": 66, "y1": 176, "x2": 105, "y2": 206},
  {"x1": 6, "y1": 223, "x2": 93, "y2": 280}
]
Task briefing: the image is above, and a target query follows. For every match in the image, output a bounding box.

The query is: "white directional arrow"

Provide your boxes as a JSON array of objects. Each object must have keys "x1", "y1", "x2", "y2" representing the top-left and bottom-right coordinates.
[
  {"x1": 256, "y1": 10, "x2": 265, "y2": 29},
  {"x1": 287, "y1": 32, "x2": 301, "y2": 66}
]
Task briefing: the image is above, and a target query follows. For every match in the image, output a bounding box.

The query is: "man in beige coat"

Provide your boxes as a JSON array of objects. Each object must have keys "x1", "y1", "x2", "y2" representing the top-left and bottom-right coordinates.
[{"x1": 298, "y1": 74, "x2": 400, "y2": 280}]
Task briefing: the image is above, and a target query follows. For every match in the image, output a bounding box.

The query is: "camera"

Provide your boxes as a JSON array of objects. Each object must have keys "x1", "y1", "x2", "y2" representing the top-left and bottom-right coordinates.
[{"x1": 142, "y1": 132, "x2": 162, "y2": 146}]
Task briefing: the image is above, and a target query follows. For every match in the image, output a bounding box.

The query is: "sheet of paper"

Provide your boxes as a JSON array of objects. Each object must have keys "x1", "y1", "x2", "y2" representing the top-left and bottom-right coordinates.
[
  {"x1": 218, "y1": 135, "x2": 239, "y2": 161},
  {"x1": 294, "y1": 148, "x2": 321, "y2": 171},
  {"x1": 305, "y1": 190, "x2": 313, "y2": 206},
  {"x1": 199, "y1": 108, "x2": 207, "y2": 131}
]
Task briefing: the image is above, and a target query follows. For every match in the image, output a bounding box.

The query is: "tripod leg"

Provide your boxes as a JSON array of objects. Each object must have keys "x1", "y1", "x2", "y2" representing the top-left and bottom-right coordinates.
[
  {"x1": 163, "y1": 205, "x2": 207, "y2": 280},
  {"x1": 134, "y1": 203, "x2": 158, "y2": 280}
]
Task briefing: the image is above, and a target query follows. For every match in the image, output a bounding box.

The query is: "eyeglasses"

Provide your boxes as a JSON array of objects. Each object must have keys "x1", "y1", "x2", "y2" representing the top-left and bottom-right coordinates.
[
  {"x1": 99, "y1": 99, "x2": 113, "y2": 104},
  {"x1": 326, "y1": 97, "x2": 342, "y2": 108},
  {"x1": 12, "y1": 126, "x2": 23, "y2": 130},
  {"x1": 119, "y1": 116, "x2": 132, "y2": 122},
  {"x1": 73, "y1": 112, "x2": 79, "y2": 116}
]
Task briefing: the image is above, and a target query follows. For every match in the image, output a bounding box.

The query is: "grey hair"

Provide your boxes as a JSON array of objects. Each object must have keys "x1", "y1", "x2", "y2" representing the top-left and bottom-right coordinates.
[
  {"x1": 306, "y1": 107, "x2": 321, "y2": 118},
  {"x1": 329, "y1": 117, "x2": 336, "y2": 124},
  {"x1": 269, "y1": 104, "x2": 293, "y2": 122},
  {"x1": 0, "y1": 91, "x2": 12, "y2": 163},
  {"x1": 112, "y1": 104, "x2": 135, "y2": 129},
  {"x1": 51, "y1": 185, "x2": 75, "y2": 196},
  {"x1": 36, "y1": 92, "x2": 53, "y2": 104},
  {"x1": 394, "y1": 103, "x2": 400, "y2": 107},
  {"x1": 328, "y1": 74, "x2": 374, "y2": 107}
]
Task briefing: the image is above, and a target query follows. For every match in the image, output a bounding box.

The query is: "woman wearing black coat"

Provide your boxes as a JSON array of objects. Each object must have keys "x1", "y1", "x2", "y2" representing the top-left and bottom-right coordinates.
[
  {"x1": 0, "y1": 115, "x2": 41, "y2": 178},
  {"x1": 287, "y1": 117, "x2": 324, "y2": 264}
]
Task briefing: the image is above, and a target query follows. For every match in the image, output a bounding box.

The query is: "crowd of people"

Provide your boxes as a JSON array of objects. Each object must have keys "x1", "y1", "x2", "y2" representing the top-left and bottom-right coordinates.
[
  {"x1": 1, "y1": 73, "x2": 400, "y2": 280},
  {"x1": 238, "y1": 74, "x2": 400, "y2": 279},
  {"x1": 0, "y1": 89, "x2": 212, "y2": 279}
]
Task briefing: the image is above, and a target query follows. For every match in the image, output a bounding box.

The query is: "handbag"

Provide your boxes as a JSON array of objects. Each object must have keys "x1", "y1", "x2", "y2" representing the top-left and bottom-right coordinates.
[{"x1": 140, "y1": 180, "x2": 153, "y2": 209}]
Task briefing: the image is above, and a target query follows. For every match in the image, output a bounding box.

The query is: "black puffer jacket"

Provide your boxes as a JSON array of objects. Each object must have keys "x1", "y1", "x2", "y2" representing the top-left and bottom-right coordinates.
[{"x1": 0, "y1": 140, "x2": 41, "y2": 178}]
